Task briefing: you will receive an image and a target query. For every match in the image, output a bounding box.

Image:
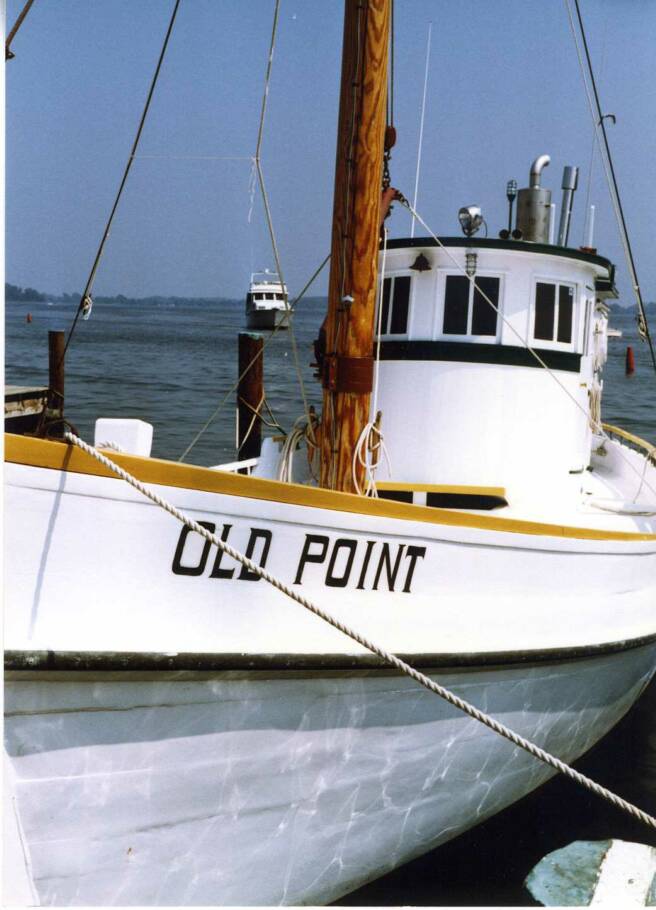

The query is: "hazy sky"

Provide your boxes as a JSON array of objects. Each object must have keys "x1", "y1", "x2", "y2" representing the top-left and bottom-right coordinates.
[{"x1": 6, "y1": 0, "x2": 656, "y2": 302}]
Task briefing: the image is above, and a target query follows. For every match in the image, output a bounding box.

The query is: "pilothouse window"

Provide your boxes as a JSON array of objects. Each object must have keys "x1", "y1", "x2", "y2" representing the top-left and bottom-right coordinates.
[
  {"x1": 380, "y1": 275, "x2": 411, "y2": 335},
  {"x1": 534, "y1": 282, "x2": 575, "y2": 344},
  {"x1": 443, "y1": 275, "x2": 500, "y2": 337}
]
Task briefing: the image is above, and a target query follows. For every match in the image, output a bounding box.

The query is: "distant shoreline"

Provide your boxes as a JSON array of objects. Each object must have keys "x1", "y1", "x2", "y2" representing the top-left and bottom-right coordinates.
[
  {"x1": 3, "y1": 282, "x2": 648, "y2": 314},
  {"x1": 5, "y1": 283, "x2": 326, "y2": 308}
]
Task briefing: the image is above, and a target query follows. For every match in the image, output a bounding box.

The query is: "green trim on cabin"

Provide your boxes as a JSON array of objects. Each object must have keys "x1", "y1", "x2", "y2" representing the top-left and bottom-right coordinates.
[{"x1": 379, "y1": 340, "x2": 582, "y2": 372}]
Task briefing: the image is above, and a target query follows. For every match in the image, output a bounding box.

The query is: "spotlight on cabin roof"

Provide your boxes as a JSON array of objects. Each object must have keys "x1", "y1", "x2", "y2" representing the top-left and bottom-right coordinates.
[{"x1": 458, "y1": 205, "x2": 483, "y2": 238}]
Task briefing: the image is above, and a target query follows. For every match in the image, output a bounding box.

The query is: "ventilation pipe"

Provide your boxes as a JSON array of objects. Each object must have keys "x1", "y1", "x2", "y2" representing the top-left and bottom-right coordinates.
[
  {"x1": 557, "y1": 166, "x2": 579, "y2": 247},
  {"x1": 516, "y1": 154, "x2": 552, "y2": 243}
]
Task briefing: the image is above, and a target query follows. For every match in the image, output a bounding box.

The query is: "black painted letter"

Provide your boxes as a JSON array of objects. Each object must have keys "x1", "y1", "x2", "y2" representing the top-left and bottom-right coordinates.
[
  {"x1": 238, "y1": 528, "x2": 273, "y2": 581},
  {"x1": 402, "y1": 546, "x2": 426, "y2": 593},
  {"x1": 372, "y1": 544, "x2": 405, "y2": 592},
  {"x1": 172, "y1": 521, "x2": 216, "y2": 576},
  {"x1": 209, "y1": 524, "x2": 235, "y2": 579},
  {"x1": 294, "y1": 534, "x2": 329, "y2": 584},
  {"x1": 325, "y1": 538, "x2": 357, "y2": 588}
]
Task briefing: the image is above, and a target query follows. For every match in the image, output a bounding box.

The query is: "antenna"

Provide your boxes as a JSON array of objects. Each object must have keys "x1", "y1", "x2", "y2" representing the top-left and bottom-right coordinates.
[{"x1": 410, "y1": 22, "x2": 432, "y2": 239}]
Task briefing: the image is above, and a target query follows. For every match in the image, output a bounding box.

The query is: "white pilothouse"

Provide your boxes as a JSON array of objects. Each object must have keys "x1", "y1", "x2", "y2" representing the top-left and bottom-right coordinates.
[
  {"x1": 245, "y1": 269, "x2": 289, "y2": 329},
  {"x1": 367, "y1": 156, "x2": 616, "y2": 506}
]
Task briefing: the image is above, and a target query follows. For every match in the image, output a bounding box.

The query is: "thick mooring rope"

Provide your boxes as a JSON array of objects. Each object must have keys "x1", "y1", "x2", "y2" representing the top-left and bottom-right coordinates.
[{"x1": 64, "y1": 429, "x2": 656, "y2": 832}]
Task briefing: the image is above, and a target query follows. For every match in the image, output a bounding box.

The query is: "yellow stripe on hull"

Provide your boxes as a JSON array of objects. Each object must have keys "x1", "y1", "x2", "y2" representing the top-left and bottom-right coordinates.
[{"x1": 4, "y1": 433, "x2": 655, "y2": 542}]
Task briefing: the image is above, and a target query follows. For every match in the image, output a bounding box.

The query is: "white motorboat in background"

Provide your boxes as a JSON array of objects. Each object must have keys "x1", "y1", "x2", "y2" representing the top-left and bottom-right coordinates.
[{"x1": 245, "y1": 269, "x2": 289, "y2": 329}]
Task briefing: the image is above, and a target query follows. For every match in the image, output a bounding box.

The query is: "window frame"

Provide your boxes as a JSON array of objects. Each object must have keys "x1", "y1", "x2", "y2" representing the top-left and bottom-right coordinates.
[
  {"x1": 435, "y1": 270, "x2": 504, "y2": 343},
  {"x1": 376, "y1": 271, "x2": 414, "y2": 339},
  {"x1": 530, "y1": 277, "x2": 578, "y2": 351}
]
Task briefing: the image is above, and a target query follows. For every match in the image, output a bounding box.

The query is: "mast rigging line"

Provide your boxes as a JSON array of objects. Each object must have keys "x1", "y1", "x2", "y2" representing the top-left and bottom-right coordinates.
[
  {"x1": 61, "y1": 0, "x2": 183, "y2": 364},
  {"x1": 5, "y1": 0, "x2": 36, "y2": 60},
  {"x1": 252, "y1": 0, "x2": 316, "y2": 447},
  {"x1": 387, "y1": 0, "x2": 394, "y2": 128},
  {"x1": 410, "y1": 21, "x2": 432, "y2": 240},
  {"x1": 564, "y1": 0, "x2": 656, "y2": 376},
  {"x1": 178, "y1": 253, "x2": 331, "y2": 463},
  {"x1": 61, "y1": 428, "x2": 656, "y2": 836},
  {"x1": 400, "y1": 197, "x2": 656, "y2": 501}
]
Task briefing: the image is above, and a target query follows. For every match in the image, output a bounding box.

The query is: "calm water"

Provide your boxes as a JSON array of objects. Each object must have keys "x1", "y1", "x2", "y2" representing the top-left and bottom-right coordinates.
[{"x1": 5, "y1": 299, "x2": 656, "y2": 906}]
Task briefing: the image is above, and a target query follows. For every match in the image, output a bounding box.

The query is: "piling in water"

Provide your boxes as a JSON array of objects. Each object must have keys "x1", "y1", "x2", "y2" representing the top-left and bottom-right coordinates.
[
  {"x1": 237, "y1": 332, "x2": 264, "y2": 461},
  {"x1": 48, "y1": 330, "x2": 65, "y2": 435}
]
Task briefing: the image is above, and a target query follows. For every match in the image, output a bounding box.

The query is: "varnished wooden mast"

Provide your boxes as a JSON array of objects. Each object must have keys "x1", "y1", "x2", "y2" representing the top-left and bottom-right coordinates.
[{"x1": 319, "y1": 0, "x2": 390, "y2": 493}]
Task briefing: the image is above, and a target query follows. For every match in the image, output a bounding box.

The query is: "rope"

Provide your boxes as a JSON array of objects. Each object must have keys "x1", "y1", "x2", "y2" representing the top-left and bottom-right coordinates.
[
  {"x1": 62, "y1": 429, "x2": 656, "y2": 833},
  {"x1": 388, "y1": 0, "x2": 395, "y2": 128},
  {"x1": 410, "y1": 22, "x2": 432, "y2": 240},
  {"x1": 565, "y1": 0, "x2": 656, "y2": 375},
  {"x1": 351, "y1": 229, "x2": 392, "y2": 496},
  {"x1": 5, "y1": 0, "x2": 36, "y2": 60},
  {"x1": 131, "y1": 155, "x2": 254, "y2": 161},
  {"x1": 276, "y1": 410, "x2": 320, "y2": 484},
  {"x1": 178, "y1": 252, "x2": 330, "y2": 462},
  {"x1": 61, "y1": 0, "x2": 183, "y2": 362},
  {"x1": 237, "y1": 393, "x2": 265, "y2": 452},
  {"x1": 252, "y1": 0, "x2": 316, "y2": 447},
  {"x1": 372, "y1": 228, "x2": 388, "y2": 416},
  {"x1": 237, "y1": 395, "x2": 285, "y2": 434},
  {"x1": 399, "y1": 197, "x2": 656, "y2": 502},
  {"x1": 352, "y1": 417, "x2": 392, "y2": 497}
]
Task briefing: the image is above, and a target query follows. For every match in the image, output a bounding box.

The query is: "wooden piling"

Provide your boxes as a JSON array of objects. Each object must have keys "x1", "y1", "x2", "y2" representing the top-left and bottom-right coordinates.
[
  {"x1": 48, "y1": 330, "x2": 65, "y2": 434},
  {"x1": 237, "y1": 332, "x2": 264, "y2": 462}
]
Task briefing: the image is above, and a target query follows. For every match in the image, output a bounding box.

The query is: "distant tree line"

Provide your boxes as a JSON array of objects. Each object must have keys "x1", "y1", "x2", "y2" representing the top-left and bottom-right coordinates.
[
  {"x1": 6, "y1": 282, "x2": 652, "y2": 313},
  {"x1": 4, "y1": 282, "x2": 237, "y2": 306},
  {"x1": 5, "y1": 282, "x2": 49, "y2": 302},
  {"x1": 609, "y1": 301, "x2": 656, "y2": 314}
]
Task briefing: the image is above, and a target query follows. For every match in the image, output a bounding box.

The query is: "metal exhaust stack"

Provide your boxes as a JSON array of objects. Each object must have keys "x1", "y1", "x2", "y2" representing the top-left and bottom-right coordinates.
[
  {"x1": 516, "y1": 154, "x2": 551, "y2": 243},
  {"x1": 557, "y1": 166, "x2": 579, "y2": 247}
]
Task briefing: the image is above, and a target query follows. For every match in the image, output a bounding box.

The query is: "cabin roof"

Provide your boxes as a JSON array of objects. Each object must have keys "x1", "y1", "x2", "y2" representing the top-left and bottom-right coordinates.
[{"x1": 384, "y1": 236, "x2": 614, "y2": 273}]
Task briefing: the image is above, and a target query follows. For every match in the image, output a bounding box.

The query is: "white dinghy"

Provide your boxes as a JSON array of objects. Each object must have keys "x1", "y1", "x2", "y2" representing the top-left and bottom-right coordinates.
[{"x1": 4, "y1": 0, "x2": 656, "y2": 905}]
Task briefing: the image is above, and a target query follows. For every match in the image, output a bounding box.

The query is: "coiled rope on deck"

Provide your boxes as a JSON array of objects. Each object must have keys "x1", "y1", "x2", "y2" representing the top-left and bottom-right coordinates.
[{"x1": 64, "y1": 429, "x2": 656, "y2": 834}]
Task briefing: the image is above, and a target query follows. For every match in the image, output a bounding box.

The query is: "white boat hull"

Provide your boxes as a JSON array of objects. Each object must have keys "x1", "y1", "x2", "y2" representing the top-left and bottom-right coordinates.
[
  {"x1": 5, "y1": 447, "x2": 656, "y2": 657},
  {"x1": 5, "y1": 643, "x2": 655, "y2": 906},
  {"x1": 246, "y1": 306, "x2": 288, "y2": 330},
  {"x1": 4, "y1": 435, "x2": 656, "y2": 904}
]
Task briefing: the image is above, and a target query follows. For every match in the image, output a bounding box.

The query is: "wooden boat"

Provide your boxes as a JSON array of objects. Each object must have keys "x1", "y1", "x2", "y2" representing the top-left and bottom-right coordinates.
[{"x1": 4, "y1": 0, "x2": 656, "y2": 905}]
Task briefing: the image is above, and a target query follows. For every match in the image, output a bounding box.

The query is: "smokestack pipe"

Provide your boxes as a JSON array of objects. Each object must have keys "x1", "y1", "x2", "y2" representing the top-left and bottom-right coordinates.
[
  {"x1": 516, "y1": 154, "x2": 552, "y2": 243},
  {"x1": 529, "y1": 154, "x2": 551, "y2": 188},
  {"x1": 557, "y1": 166, "x2": 579, "y2": 247}
]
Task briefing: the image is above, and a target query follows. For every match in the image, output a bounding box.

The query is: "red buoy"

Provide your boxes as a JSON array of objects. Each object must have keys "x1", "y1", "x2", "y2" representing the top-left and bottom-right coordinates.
[{"x1": 626, "y1": 345, "x2": 635, "y2": 375}]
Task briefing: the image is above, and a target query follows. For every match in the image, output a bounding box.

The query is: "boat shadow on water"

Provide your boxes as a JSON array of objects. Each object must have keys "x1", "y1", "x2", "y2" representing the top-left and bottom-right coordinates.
[{"x1": 339, "y1": 677, "x2": 656, "y2": 906}]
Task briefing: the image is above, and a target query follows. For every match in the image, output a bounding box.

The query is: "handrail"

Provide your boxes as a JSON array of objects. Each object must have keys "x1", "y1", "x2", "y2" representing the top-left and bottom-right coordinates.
[{"x1": 602, "y1": 423, "x2": 656, "y2": 464}]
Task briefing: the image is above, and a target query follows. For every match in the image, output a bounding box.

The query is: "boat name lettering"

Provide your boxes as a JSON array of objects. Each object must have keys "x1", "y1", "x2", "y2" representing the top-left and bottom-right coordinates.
[
  {"x1": 171, "y1": 525, "x2": 425, "y2": 592},
  {"x1": 294, "y1": 534, "x2": 426, "y2": 593},
  {"x1": 172, "y1": 522, "x2": 272, "y2": 580}
]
